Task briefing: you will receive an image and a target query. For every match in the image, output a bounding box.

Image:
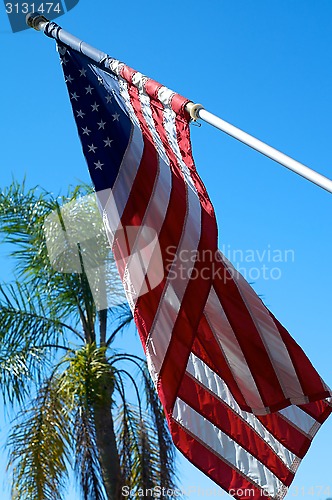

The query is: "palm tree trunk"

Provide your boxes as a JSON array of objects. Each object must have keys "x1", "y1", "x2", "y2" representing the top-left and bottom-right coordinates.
[{"x1": 93, "y1": 374, "x2": 122, "y2": 499}]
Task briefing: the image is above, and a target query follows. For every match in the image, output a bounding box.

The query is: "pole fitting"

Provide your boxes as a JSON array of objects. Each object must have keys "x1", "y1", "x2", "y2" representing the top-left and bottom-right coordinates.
[
  {"x1": 26, "y1": 13, "x2": 49, "y2": 30},
  {"x1": 186, "y1": 102, "x2": 204, "y2": 121}
]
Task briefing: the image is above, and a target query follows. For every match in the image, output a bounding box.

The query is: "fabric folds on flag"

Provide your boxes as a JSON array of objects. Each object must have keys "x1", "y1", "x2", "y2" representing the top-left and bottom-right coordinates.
[{"x1": 58, "y1": 42, "x2": 331, "y2": 499}]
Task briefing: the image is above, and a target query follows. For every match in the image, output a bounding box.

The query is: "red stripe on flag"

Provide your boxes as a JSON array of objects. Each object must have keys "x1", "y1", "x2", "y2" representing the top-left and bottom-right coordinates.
[
  {"x1": 154, "y1": 107, "x2": 219, "y2": 414},
  {"x1": 212, "y1": 265, "x2": 286, "y2": 412},
  {"x1": 131, "y1": 100, "x2": 190, "y2": 344},
  {"x1": 173, "y1": 110, "x2": 216, "y2": 217},
  {"x1": 257, "y1": 412, "x2": 311, "y2": 459},
  {"x1": 178, "y1": 373, "x2": 295, "y2": 485},
  {"x1": 133, "y1": 168, "x2": 188, "y2": 343},
  {"x1": 170, "y1": 418, "x2": 269, "y2": 500},
  {"x1": 152, "y1": 103, "x2": 218, "y2": 413},
  {"x1": 270, "y1": 313, "x2": 331, "y2": 402},
  {"x1": 299, "y1": 399, "x2": 332, "y2": 423},
  {"x1": 191, "y1": 318, "x2": 251, "y2": 410}
]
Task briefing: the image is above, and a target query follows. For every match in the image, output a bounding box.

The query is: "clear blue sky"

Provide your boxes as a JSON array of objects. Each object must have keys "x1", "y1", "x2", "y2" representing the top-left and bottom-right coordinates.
[{"x1": 0, "y1": 1, "x2": 331, "y2": 499}]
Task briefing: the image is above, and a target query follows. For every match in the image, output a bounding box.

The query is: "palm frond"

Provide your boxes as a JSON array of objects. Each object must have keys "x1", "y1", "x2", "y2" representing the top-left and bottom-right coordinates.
[
  {"x1": 143, "y1": 367, "x2": 178, "y2": 492},
  {"x1": 0, "y1": 180, "x2": 180, "y2": 498},
  {"x1": 0, "y1": 181, "x2": 93, "y2": 277},
  {"x1": 57, "y1": 344, "x2": 116, "y2": 500},
  {"x1": 106, "y1": 303, "x2": 133, "y2": 346},
  {"x1": 0, "y1": 181, "x2": 100, "y2": 330},
  {"x1": 57, "y1": 344, "x2": 113, "y2": 407},
  {"x1": 0, "y1": 281, "x2": 77, "y2": 405},
  {"x1": 73, "y1": 406, "x2": 106, "y2": 500},
  {"x1": 112, "y1": 354, "x2": 179, "y2": 497},
  {"x1": 0, "y1": 281, "x2": 74, "y2": 346},
  {"x1": 116, "y1": 403, "x2": 177, "y2": 499},
  {"x1": 7, "y1": 379, "x2": 71, "y2": 500}
]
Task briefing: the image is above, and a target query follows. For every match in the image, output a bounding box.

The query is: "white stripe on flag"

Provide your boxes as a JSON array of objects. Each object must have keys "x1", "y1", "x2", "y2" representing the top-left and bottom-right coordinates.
[
  {"x1": 173, "y1": 397, "x2": 284, "y2": 497},
  {"x1": 186, "y1": 353, "x2": 299, "y2": 471},
  {"x1": 146, "y1": 284, "x2": 181, "y2": 383},
  {"x1": 144, "y1": 88, "x2": 204, "y2": 382},
  {"x1": 204, "y1": 286, "x2": 266, "y2": 413},
  {"x1": 221, "y1": 255, "x2": 306, "y2": 405},
  {"x1": 162, "y1": 104, "x2": 197, "y2": 195},
  {"x1": 120, "y1": 90, "x2": 172, "y2": 309},
  {"x1": 103, "y1": 81, "x2": 144, "y2": 234},
  {"x1": 146, "y1": 181, "x2": 202, "y2": 384},
  {"x1": 279, "y1": 406, "x2": 319, "y2": 437}
]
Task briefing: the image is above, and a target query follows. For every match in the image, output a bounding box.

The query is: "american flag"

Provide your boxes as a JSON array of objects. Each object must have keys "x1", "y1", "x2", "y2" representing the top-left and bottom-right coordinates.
[{"x1": 59, "y1": 42, "x2": 332, "y2": 499}]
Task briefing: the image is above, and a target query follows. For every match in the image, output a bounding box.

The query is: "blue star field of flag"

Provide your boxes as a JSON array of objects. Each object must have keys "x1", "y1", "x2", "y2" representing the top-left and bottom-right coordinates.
[{"x1": 59, "y1": 44, "x2": 132, "y2": 194}]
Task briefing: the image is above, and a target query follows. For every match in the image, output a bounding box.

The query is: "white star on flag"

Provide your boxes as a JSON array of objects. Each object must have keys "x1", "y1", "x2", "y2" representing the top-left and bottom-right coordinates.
[
  {"x1": 103, "y1": 138, "x2": 113, "y2": 147},
  {"x1": 65, "y1": 75, "x2": 74, "y2": 83},
  {"x1": 85, "y1": 85, "x2": 93, "y2": 94},
  {"x1": 82, "y1": 127, "x2": 91, "y2": 136},
  {"x1": 76, "y1": 110, "x2": 85, "y2": 118},
  {"x1": 88, "y1": 144, "x2": 97, "y2": 153},
  {"x1": 112, "y1": 113, "x2": 120, "y2": 121},
  {"x1": 79, "y1": 68, "x2": 87, "y2": 77},
  {"x1": 94, "y1": 161, "x2": 104, "y2": 170},
  {"x1": 97, "y1": 120, "x2": 106, "y2": 130},
  {"x1": 70, "y1": 92, "x2": 79, "y2": 101},
  {"x1": 91, "y1": 102, "x2": 100, "y2": 112}
]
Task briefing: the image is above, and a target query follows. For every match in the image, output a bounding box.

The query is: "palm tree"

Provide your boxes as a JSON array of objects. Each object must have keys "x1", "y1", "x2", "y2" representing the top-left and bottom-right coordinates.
[{"x1": 0, "y1": 180, "x2": 178, "y2": 500}]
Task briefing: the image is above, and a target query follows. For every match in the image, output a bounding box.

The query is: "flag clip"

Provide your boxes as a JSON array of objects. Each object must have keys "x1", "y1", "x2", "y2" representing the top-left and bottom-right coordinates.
[{"x1": 186, "y1": 102, "x2": 204, "y2": 122}]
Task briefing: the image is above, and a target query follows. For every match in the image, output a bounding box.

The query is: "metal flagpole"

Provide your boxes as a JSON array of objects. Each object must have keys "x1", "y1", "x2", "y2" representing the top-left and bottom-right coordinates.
[
  {"x1": 27, "y1": 13, "x2": 332, "y2": 195},
  {"x1": 186, "y1": 103, "x2": 332, "y2": 194}
]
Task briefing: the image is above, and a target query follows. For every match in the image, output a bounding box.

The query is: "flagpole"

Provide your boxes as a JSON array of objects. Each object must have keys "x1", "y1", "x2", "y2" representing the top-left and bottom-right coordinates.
[
  {"x1": 26, "y1": 13, "x2": 108, "y2": 64},
  {"x1": 186, "y1": 104, "x2": 332, "y2": 194},
  {"x1": 27, "y1": 13, "x2": 332, "y2": 195}
]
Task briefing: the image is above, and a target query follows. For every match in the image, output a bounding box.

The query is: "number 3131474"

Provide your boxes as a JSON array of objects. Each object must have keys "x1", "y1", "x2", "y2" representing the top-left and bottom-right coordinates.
[{"x1": 5, "y1": 3, "x2": 62, "y2": 14}]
